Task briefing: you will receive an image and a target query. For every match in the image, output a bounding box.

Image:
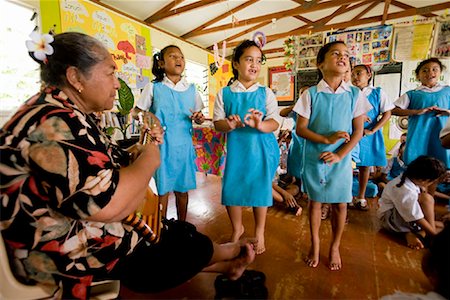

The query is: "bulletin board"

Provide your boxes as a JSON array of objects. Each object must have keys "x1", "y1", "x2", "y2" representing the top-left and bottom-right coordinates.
[
  {"x1": 59, "y1": 0, "x2": 152, "y2": 90},
  {"x1": 269, "y1": 66, "x2": 295, "y2": 103},
  {"x1": 297, "y1": 33, "x2": 324, "y2": 70},
  {"x1": 207, "y1": 54, "x2": 232, "y2": 117},
  {"x1": 392, "y1": 22, "x2": 435, "y2": 61},
  {"x1": 326, "y1": 25, "x2": 393, "y2": 67}
]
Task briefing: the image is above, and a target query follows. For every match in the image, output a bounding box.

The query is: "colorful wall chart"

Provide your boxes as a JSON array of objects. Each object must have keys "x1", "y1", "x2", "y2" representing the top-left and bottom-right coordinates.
[
  {"x1": 297, "y1": 33, "x2": 324, "y2": 70},
  {"x1": 60, "y1": 0, "x2": 152, "y2": 90},
  {"x1": 432, "y1": 17, "x2": 450, "y2": 59},
  {"x1": 392, "y1": 22, "x2": 434, "y2": 61},
  {"x1": 326, "y1": 25, "x2": 393, "y2": 66},
  {"x1": 207, "y1": 54, "x2": 232, "y2": 117}
]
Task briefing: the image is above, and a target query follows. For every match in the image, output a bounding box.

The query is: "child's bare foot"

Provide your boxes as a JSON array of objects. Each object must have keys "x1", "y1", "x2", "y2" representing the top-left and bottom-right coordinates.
[
  {"x1": 405, "y1": 232, "x2": 424, "y2": 249},
  {"x1": 305, "y1": 246, "x2": 319, "y2": 268},
  {"x1": 255, "y1": 235, "x2": 265, "y2": 255},
  {"x1": 231, "y1": 225, "x2": 244, "y2": 242},
  {"x1": 227, "y1": 243, "x2": 255, "y2": 280},
  {"x1": 328, "y1": 247, "x2": 342, "y2": 271}
]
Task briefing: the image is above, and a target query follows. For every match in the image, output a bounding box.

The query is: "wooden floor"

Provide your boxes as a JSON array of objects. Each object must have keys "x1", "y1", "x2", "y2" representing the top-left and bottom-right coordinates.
[{"x1": 120, "y1": 173, "x2": 445, "y2": 299}]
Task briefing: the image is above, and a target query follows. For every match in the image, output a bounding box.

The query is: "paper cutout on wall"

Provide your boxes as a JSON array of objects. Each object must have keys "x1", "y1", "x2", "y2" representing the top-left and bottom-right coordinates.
[{"x1": 136, "y1": 54, "x2": 151, "y2": 69}]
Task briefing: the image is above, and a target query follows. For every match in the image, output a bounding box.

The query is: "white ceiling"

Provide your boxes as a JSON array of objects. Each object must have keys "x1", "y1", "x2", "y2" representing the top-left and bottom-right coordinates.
[{"x1": 98, "y1": 0, "x2": 450, "y2": 58}]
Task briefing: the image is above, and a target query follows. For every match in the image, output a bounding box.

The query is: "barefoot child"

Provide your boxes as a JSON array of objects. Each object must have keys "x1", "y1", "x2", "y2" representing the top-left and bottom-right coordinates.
[
  {"x1": 351, "y1": 64, "x2": 394, "y2": 210},
  {"x1": 214, "y1": 40, "x2": 280, "y2": 254},
  {"x1": 293, "y1": 41, "x2": 371, "y2": 270},
  {"x1": 133, "y1": 45, "x2": 205, "y2": 221},
  {"x1": 377, "y1": 156, "x2": 446, "y2": 249}
]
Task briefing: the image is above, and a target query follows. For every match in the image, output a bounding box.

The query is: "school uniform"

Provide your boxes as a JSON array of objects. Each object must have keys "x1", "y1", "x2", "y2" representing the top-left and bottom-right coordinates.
[
  {"x1": 287, "y1": 113, "x2": 304, "y2": 179},
  {"x1": 213, "y1": 81, "x2": 280, "y2": 207},
  {"x1": 395, "y1": 84, "x2": 450, "y2": 168},
  {"x1": 293, "y1": 80, "x2": 372, "y2": 203},
  {"x1": 357, "y1": 86, "x2": 394, "y2": 167},
  {"x1": 377, "y1": 176, "x2": 423, "y2": 233},
  {"x1": 383, "y1": 156, "x2": 406, "y2": 181},
  {"x1": 137, "y1": 76, "x2": 204, "y2": 195}
]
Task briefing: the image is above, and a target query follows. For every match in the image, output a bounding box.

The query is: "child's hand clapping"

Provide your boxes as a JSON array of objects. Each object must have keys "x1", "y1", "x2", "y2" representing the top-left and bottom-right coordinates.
[
  {"x1": 190, "y1": 109, "x2": 205, "y2": 124},
  {"x1": 244, "y1": 108, "x2": 263, "y2": 130},
  {"x1": 226, "y1": 114, "x2": 245, "y2": 130},
  {"x1": 326, "y1": 131, "x2": 350, "y2": 144}
]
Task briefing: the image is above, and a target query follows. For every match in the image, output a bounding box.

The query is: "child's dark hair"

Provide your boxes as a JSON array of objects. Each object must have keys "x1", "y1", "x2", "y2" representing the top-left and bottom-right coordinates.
[
  {"x1": 353, "y1": 64, "x2": 372, "y2": 84},
  {"x1": 152, "y1": 45, "x2": 181, "y2": 82},
  {"x1": 396, "y1": 156, "x2": 446, "y2": 187},
  {"x1": 422, "y1": 223, "x2": 450, "y2": 298},
  {"x1": 316, "y1": 41, "x2": 346, "y2": 80},
  {"x1": 231, "y1": 39, "x2": 265, "y2": 80},
  {"x1": 415, "y1": 58, "x2": 446, "y2": 77}
]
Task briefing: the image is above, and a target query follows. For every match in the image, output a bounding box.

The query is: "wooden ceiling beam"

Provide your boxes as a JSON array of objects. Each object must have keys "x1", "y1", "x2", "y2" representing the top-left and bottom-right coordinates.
[
  {"x1": 390, "y1": 0, "x2": 437, "y2": 18},
  {"x1": 352, "y1": 0, "x2": 381, "y2": 21},
  {"x1": 145, "y1": 0, "x2": 220, "y2": 24},
  {"x1": 144, "y1": 0, "x2": 184, "y2": 23},
  {"x1": 381, "y1": 0, "x2": 391, "y2": 25},
  {"x1": 182, "y1": 0, "x2": 260, "y2": 39},
  {"x1": 184, "y1": 0, "x2": 359, "y2": 38},
  {"x1": 293, "y1": 15, "x2": 314, "y2": 24}
]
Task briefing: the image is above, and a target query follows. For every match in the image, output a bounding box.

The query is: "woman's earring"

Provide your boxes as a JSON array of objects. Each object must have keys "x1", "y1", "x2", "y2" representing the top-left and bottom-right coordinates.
[{"x1": 78, "y1": 87, "x2": 83, "y2": 93}]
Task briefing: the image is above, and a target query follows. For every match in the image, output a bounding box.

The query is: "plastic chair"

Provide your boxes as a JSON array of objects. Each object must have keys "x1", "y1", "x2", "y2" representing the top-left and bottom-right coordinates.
[{"x1": 0, "y1": 233, "x2": 120, "y2": 299}]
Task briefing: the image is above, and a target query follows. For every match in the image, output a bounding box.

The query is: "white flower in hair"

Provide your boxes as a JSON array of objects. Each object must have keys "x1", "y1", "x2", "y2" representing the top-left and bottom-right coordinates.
[{"x1": 26, "y1": 30, "x2": 54, "y2": 62}]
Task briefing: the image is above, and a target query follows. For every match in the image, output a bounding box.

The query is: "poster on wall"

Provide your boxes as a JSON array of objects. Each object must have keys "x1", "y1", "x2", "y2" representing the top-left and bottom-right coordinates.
[
  {"x1": 60, "y1": 0, "x2": 152, "y2": 90},
  {"x1": 207, "y1": 54, "x2": 232, "y2": 116},
  {"x1": 326, "y1": 25, "x2": 393, "y2": 67},
  {"x1": 392, "y1": 22, "x2": 435, "y2": 61},
  {"x1": 269, "y1": 66, "x2": 295, "y2": 103},
  {"x1": 297, "y1": 33, "x2": 324, "y2": 70},
  {"x1": 432, "y1": 18, "x2": 450, "y2": 58}
]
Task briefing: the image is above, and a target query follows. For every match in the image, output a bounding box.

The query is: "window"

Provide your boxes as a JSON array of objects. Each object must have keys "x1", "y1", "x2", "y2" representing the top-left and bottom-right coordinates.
[
  {"x1": 0, "y1": 1, "x2": 40, "y2": 126},
  {"x1": 185, "y1": 60, "x2": 209, "y2": 117}
]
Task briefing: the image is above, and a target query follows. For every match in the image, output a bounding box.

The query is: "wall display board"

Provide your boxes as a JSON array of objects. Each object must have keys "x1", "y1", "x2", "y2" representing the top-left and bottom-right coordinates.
[
  {"x1": 296, "y1": 33, "x2": 324, "y2": 70},
  {"x1": 432, "y1": 17, "x2": 450, "y2": 59},
  {"x1": 269, "y1": 66, "x2": 295, "y2": 104},
  {"x1": 326, "y1": 25, "x2": 393, "y2": 67},
  {"x1": 392, "y1": 22, "x2": 435, "y2": 61},
  {"x1": 207, "y1": 54, "x2": 232, "y2": 116},
  {"x1": 60, "y1": 0, "x2": 152, "y2": 91},
  {"x1": 296, "y1": 69, "x2": 320, "y2": 100}
]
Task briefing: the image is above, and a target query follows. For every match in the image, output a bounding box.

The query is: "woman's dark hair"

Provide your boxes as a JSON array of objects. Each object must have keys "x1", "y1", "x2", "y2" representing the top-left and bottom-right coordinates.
[
  {"x1": 422, "y1": 223, "x2": 450, "y2": 298},
  {"x1": 316, "y1": 41, "x2": 346, "y2": 80},
  {"x1": 396, "y1": 155, "x2": 446, "y2": 187},
  {"x1": 34, "y1": 32, "x2": 108, "y2": 87},
  {"x1": 231, "y1": 39, "x2": 265, "y2": 80},
  {"x1": 415, "y1": 58, "x2": 446, "y2": 76},
  {"x1": 152, "y1": 45, "x2": 181, "y2": 82}
]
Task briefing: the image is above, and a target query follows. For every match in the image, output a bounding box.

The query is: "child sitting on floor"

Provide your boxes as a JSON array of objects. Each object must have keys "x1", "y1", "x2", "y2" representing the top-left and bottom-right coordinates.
[{"x1": 377, "y1": 156, "x2": 446, "y2": 249}]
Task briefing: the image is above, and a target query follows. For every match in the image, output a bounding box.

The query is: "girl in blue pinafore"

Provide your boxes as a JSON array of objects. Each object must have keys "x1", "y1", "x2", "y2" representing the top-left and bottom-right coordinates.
[
  {"x1": 393, "y1": 58, "x2": 450, "y2": 170},
  {"x1": 351, "y1": 64, "x2": 394, "y2": 210},
  {"x1": 134, "y1": 45, "x2": 205, "y2": 221},
  {"x1": 213, "y1": 40, "x2": 280, "y2": 255},
  {"x1": 293, "y1": 41, "x2": 371, "y2": 270}
]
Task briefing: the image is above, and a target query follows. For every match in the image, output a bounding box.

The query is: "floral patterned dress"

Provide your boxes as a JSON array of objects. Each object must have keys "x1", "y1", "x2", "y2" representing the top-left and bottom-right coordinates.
[{"x1": 0, "y1": 88, "x2": 141, "y2": 298}]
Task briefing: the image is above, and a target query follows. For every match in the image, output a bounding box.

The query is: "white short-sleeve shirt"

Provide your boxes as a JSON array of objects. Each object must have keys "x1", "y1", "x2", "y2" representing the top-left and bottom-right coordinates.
[
  {"x1": 292, "y1": 80, "x2": 372, "y2": 119},
  {"x1": 212, "y1": 80, "x2": 281, "y2": 125},
  {"x1": 361, "y1": 85, "x2": 395, "y2": 113},
  {"x1": 136, "y1": 75, "x2": 204, "y2": 111},
  {"x1": 377, "y1": 176, "x2": 424, "y2": 222},
  {"x1": 394, "y1": 83, "x2": 447, "y2": 109}
]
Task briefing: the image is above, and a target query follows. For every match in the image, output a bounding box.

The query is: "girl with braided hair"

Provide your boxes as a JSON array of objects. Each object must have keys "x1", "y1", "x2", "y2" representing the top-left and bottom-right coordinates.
[{"x1": 377, "y1": 156, "x2": 446, "y2": 249}]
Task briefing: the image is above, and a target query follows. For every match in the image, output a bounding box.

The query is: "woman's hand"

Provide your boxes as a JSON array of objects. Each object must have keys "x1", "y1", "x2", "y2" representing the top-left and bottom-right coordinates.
[
  {"x1": 139, "y1": 112, "x2": 164, "y2": 145},
  {"x1": 244, "y1": 109, "x2": 263, "y2": 130},
  {"x1": 127, "y1": 143, "x2": 145, "y2": 163},
  {"x1": 319, "y1": 151, "x2": 341, "y2": 165},
  {"x1": 226, "y1": 114, "x2": 244, "y2": 130},
  {"x1": 190, "y1": 109, "x2": 205, "y2": 124},
  {"x1": 325, "y1": 131, "x2": 350, "y2": 144}
]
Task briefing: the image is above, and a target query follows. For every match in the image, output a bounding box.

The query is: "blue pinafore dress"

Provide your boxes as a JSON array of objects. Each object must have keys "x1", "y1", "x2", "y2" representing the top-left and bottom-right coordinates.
[
  {"x1": 404, "y1": 87, "x2": 450, "y2": 168},
  {"x1": 151, "y1": 82, "x2": 197, "y2": 195},
  {"x1": 222, "y1": 86, "x2": 279, "y2": 207},
  {"x1": 287, "y1": 113, "x2": 304, "y2": 179},
  {"x1": 357, "y1": 87, "x2": 387, "y2": 167},
  {"x1": 301, "y1": 86, "x2": 359, "y2": 203}
]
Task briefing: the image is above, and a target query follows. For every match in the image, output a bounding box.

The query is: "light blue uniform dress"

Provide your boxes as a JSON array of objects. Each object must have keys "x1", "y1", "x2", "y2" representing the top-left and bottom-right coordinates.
[
  {"x1": 222, "y1": 86, "x2": 279, "y2": 207},
  {"x1": 357, "y1": 87, "x2": 387, "y2": 167},
  {"x1": 403, "y1": 87, "x2": 450, "y2": 168},
  {"x1": 151, "y1": 82, "x2": 197, "y2": 195},
  {"x1": 301, "y1": 86, "x2": 359, "y2": 203},
  {"x1": 287, "y1": 113, "x2": 304, "y2": 179}
]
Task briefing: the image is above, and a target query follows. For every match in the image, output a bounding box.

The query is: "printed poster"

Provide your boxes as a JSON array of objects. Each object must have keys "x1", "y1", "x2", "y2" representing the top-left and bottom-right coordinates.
[
  {"x1": 296, "y1": 33, "x2": 324, "y2": 70},
  {"x1": 60, "y1": 0, "x2": 152, "y2": 89},
  {"x1": 326, "y1": 25, "x2": 392, "y2": 67},
  {"x1": 208, "y1": 54, "x2": 232, "y2": 116},
  {"x1": 432, "y1": 18, "x2": 450, "y2": 59},
  {"x1": 392, "y1": 22, "x2": 435, "y2": 61}
]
